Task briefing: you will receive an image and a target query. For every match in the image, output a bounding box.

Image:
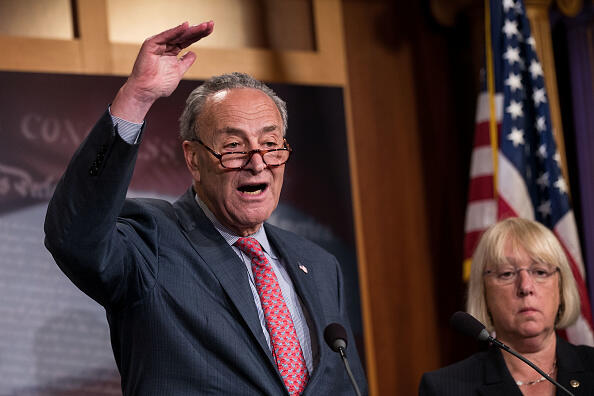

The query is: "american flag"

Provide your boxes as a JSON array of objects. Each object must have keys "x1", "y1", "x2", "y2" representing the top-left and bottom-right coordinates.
[{"x1": 463, "y1": 0, "x2": 594, "y2": 346}]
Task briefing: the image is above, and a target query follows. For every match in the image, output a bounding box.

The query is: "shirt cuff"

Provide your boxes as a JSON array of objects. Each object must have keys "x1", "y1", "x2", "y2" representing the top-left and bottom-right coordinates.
[{"x1": 108, "y1": 106, "x2": 144, "y2": 145}]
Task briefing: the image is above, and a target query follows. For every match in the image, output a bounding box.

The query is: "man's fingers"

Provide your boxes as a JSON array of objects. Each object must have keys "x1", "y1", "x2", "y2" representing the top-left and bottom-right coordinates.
[
  {"x1": 152, "y1": 21, "x2": 213, "y2": 56},
  {"x1": 155, "y1": 21, "x2": 213, "y2": 48},
  {"x1": 152, "y1": 21, "x2": 190, "y2": 45},
  {"x1": 170, "y1": 21, "x2": 214, "y2": 50}
]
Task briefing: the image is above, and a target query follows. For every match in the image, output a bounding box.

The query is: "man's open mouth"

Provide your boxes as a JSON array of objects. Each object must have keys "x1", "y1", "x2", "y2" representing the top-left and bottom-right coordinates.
[{"x1": 238, "y1": 183, "x2": 268, "y2": 195}]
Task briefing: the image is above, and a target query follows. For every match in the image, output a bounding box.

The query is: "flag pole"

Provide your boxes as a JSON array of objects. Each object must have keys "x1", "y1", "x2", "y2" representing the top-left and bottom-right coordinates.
[
  {"x1": 464, "y1": 0, "x2": 499, "y2": 282},
  {"x1": 485, "y1": 0, "x2": 498, "y2": 201}
]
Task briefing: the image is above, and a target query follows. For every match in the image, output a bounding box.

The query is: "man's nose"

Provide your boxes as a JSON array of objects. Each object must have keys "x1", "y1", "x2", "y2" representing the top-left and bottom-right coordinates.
[{"x1": 243, "y1": 150, "x2": 266, "y2": 173}]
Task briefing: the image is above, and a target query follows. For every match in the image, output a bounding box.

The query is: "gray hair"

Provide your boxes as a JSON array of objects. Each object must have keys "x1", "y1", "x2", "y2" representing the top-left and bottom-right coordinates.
[
  {"x1": 179, "y1": 72, "x2": 288, "y2": 141},
  {"x1": 466, "y1": 217, "x2": 580, "y2": 332}
]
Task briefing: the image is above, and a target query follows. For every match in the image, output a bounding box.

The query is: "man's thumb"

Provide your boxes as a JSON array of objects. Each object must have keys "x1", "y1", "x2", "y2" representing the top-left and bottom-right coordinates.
[{"x1": 178, "y1": 51, "x2": 197, "y2": 75}]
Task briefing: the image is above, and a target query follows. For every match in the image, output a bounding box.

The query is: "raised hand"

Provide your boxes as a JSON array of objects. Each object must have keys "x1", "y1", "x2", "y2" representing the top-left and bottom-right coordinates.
[{"x1": 111, "y1": 21, "x2": 214, "y2": 122}]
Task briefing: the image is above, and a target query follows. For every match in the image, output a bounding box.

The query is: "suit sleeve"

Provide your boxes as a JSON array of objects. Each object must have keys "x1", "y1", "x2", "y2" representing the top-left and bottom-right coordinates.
[
  {"x1": 418, "y1": 373, "x2": 438, "y2": 395},
  {"x1": 44, "y1": 110, "x2": 157, "y2": 309}
]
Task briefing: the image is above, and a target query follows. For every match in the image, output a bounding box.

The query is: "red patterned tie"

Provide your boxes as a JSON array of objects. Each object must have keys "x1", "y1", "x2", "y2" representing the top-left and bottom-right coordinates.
[{"x1": 235, "y1": 237, "x2": 309, "y2": 395}]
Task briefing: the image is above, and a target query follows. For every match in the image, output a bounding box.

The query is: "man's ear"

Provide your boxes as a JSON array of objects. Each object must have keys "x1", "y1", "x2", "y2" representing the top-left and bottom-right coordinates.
[{"x1": 182, "y1": 141, "x2": 201, "y2": 182}]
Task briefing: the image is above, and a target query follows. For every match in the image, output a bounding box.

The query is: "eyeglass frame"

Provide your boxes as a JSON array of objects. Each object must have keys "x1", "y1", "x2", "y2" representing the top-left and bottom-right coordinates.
[
  {"x1": 483, "y1": 265, "x2": 560, "y2": 285},
  {"x1": 188, "y1": 137, "x2": 292, "y2": 170}
]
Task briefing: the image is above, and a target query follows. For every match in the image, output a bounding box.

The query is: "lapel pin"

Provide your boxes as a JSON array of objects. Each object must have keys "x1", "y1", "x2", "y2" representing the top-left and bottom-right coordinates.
[
  {"x1": 570, "y1": 380, "x2": 580, "y2": 388},
  {"x1": 299, "y1": 264, "x2": 308, "y2": 274}
]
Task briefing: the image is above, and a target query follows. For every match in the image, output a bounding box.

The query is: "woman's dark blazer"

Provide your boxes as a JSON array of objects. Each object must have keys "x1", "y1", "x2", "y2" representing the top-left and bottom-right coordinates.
[{"x1": 419, "y1": 337, "x2": 594, "y2": 395}]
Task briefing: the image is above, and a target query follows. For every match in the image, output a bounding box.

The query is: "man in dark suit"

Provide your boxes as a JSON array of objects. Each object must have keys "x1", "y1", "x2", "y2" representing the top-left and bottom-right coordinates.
[{"x1": 44, "y1": 21, "x2": 367, "y2": 395}]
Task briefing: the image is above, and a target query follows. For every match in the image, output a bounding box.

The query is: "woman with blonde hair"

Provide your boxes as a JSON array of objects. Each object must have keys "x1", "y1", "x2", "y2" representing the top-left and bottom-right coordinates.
[{"x1": 419, "y1": 217, "x2": 594, "y2": 395}]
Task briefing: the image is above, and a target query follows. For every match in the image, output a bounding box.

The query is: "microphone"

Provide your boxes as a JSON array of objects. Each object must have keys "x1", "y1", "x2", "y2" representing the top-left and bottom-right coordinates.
[
  {"x1": 450, "y1": 312, "x2": 574, "y2": 396},
  {"x1": 324, "y1": 323, "x2": 362, "y2": 396},
  {"x1": 450, "y1": 311, "x2": 491, "y2": 341}
]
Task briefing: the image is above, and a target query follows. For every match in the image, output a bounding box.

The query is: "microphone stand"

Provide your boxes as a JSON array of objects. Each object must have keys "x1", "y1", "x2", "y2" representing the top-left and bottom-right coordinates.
[{"x1": 337, "y1": 346, "x2": 362, "y2": 396}]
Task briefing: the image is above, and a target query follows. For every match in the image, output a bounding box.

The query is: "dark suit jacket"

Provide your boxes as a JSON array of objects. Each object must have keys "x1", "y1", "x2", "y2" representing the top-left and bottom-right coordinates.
[
  {"x1": 419, "y1": 337, "x2": 594, "y2": 395},
  {"x1": 44, "y1": 111, "x2": 367, "y2": 395}
]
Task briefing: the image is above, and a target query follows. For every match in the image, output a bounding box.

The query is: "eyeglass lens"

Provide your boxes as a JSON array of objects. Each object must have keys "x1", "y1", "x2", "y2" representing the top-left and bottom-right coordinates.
[
  {"x1": 221, "y1": 149, "x2": 289, "y2": 169},
  {"x1": 486, "y1": 265, "x2": 558, "y2": 284}
]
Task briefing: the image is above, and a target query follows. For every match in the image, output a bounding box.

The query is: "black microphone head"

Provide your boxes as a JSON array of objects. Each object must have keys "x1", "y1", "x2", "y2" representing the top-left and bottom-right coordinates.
[
  {"x1": 324, "y1": 323, "x2": 348, "y2": 352},
  {"x1": 450, "y1": 311, "x2": 490, "y2": 341}
]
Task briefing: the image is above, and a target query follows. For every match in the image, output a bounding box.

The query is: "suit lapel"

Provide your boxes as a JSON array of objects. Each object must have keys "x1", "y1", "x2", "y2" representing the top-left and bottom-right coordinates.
[
  {"x1": 556, "y1": 337, "x2": 594, "y2": 395},
  {"x1": 172, "y1": 189, "x2": 276, "y2": 368},
  {"x1": 477, "y1": 347, "x2": 523, "y2": 396}
]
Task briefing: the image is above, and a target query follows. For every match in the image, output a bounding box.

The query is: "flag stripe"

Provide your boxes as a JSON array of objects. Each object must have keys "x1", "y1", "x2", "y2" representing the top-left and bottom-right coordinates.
[
  {"x1": 465, "y1": 200, "x2": 497, "y2": 232},
  {"x1": 464, "y1": 230, "x2": 485, "y2": 258},
  {"x1": 555, "y1": 211, "x2": 586, "y2": 277},
  {"x1": 470, "y1": 147, "x2": 495, "y2": 177},
  {"x1": 475, "y1": 92, "x2": 504, "y2": 123},
  {"x1": 474, "y1": 122, "x2": 493, "y2": 147},
  {"x1": 565, "y1": 316, "x2": 594, "y2": 346},
  {"x1": 497, "y1": 153, "x2": 534, "y2": 220},
  {"x1": 469, "y1": 175, "x2": 495, "y2": 201}
]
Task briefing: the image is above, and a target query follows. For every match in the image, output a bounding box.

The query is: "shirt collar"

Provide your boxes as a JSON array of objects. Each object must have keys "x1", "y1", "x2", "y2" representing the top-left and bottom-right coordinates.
[{"x1": 195, "y1": 195, "x2": 277, "y2": 258}]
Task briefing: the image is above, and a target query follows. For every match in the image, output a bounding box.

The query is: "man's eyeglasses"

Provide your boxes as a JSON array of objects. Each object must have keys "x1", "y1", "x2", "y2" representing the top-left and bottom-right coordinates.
[
  {"x1": 190, "y1": 138, "x2": 292, "y2": 170},
  {"x1": 483, "y1": 264, "x2": 560, "y2": 285}
]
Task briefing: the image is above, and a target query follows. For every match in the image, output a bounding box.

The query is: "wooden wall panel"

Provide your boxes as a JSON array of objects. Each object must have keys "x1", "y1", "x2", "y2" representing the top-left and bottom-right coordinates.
[
  {"x1": 106, "y1": 0, "x2": 315, "y2": 51},
  {"x1": 0, "y1": 0, "x2": 74, "y2": 39},
  {"x1": 0, "y1": 0, "x2": 346, "y2": 85},
  {"x1": 342, "y1": 1, "x2": 440, "y2": 394}
]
